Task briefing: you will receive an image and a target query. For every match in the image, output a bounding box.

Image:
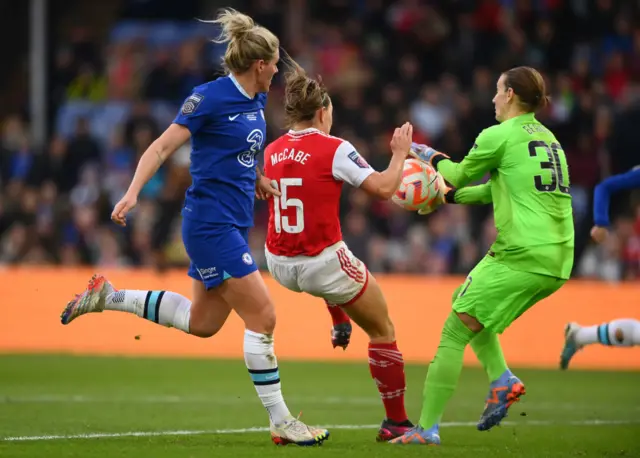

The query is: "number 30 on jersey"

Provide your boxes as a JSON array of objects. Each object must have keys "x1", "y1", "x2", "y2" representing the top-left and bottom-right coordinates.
[
  {"x1": 271, "y1": 178, "x2": 304, "y2": 234},
  {"x1": 528, "y1": 140, "x2": 570, "y2": 194}
]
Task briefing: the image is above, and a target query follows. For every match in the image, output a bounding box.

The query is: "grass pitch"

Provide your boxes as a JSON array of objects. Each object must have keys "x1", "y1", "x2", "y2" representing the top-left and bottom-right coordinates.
[{"x1": 0, "y1": 354, "x2": 638, "y2": 457}]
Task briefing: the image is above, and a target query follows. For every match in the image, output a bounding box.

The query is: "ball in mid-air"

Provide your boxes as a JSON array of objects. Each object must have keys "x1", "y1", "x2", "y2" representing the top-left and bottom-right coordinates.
[{"x1": 392, "y1": 158, "x2": 443, "y2": 212}]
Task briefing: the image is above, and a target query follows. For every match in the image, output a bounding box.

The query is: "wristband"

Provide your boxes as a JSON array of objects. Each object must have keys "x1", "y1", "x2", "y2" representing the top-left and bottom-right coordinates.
[
  {"x1": 431, "y1": 154, "x2": 448, "y2": 169},
  {"x1": 444, "y1": 189, "x2": 457, "y2": 204}
]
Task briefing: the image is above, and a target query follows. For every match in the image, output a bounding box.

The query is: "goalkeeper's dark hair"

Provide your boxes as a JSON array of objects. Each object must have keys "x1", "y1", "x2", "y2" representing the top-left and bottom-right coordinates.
[
  {"x1": 502, "y1": 66, "x2": 550, "y2": 112},
  {"x1": 281, "y1": 50, "x2": 331, "y2": 128}
]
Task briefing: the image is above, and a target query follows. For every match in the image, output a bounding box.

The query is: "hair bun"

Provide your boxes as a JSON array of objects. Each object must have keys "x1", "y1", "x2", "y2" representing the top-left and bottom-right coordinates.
[{"x1": 211, "y1": 8, "x2": 255, "y2": 44}]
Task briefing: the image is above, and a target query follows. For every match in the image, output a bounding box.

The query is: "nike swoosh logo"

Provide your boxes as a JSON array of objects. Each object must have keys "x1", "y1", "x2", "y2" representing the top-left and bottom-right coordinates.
[{"x1": 228, "y1": 114, "x2": 239, "y2": 121}]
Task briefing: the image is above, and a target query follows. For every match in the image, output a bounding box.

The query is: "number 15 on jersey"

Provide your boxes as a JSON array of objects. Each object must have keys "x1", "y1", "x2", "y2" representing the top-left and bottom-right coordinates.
[{"x1": 271, "y1": 178, "x2": 304, "y2": 234}]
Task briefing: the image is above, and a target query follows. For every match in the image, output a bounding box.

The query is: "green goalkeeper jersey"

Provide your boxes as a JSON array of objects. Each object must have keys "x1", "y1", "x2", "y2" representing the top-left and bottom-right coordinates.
[{"x1": 438, "y1": 112, "x2": 574, "y2": 279}]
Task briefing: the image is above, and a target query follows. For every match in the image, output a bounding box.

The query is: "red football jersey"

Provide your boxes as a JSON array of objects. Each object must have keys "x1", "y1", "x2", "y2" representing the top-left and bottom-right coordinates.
[{"x1": 264, "y1": 128, "x2": 375, "y2": 257}]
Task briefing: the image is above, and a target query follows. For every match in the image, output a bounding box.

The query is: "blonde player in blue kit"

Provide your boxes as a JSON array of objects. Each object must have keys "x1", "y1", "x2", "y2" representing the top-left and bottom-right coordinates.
[{"x1": 60, "y1": 9, "x2": 329, "y2": 447}]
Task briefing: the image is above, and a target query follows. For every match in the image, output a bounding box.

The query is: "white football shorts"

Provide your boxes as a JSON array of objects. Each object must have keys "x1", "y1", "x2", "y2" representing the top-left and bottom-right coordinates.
[{"x1": 265, "y1": 241, "x2": 369, "y2": 306}]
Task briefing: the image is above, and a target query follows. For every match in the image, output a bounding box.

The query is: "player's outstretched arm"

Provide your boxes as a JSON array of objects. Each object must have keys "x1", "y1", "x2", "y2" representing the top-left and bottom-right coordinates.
[
  {"x1": 593, "y1": 168, "x2": 640, "y2": 227},
  {"x1": 448, "y1": 181, "x2": 493, "y2": 205},
  {"x1": 411, "y1": 126, "x2": 504, "y2": 189},
  {"x1": 111, "y1": 124, "x2": 190, "y2": 226},
  {"x1": 359, "y1": 154, "x2": 406, "y2": 199},
  {"x1": 591, "y1": 167, "x2": 640, "y2": 243},
  {"x1": 358, "y1": 123, "x2": 413, "y2": 199},
  {"x1": 128, "y1": 124, "x2": 190, "y2": 195},
  {"x1": 416, "y1": 179, "x2": 491, "y2": 216}
]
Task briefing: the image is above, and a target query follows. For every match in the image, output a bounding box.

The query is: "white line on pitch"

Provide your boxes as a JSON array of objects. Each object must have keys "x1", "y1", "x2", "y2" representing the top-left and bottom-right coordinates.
[
  {"x1": 0, "y1": 394, "x2": 379, "y2": 405},
  {"x1": 1, "y1": 395, "x2": 636, "y2": 412},
  {"x1": 2, "y1": 419, "x2": 638, "y2": 442}
]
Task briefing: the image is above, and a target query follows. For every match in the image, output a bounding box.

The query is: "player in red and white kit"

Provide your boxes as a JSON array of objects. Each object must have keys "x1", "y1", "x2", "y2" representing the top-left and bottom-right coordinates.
[{"x1": 261, "y1": 64, "x2": 415, "y2": 442}]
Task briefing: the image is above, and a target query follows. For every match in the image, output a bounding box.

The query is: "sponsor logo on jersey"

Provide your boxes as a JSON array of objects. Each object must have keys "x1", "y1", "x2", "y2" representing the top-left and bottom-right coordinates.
[
  {"x1": 237, "y1": 150, "x2": 258, "y2": 168},
  {"x1": 238, "y1": 129, "x2": 264, "y2": 168},
  {"x1": 245, "y1": 112, "x2": 258, "y2": 121},
  {"x1": 181, "y1": 93, "x2": 204, "y2": 115},
  {"x1": 348, "y1": 150, "x2": 370, "y2": 169},
  {"x1": 197, "y1": 266, "x2": 218, "y2": 280},
  {"x1": 242, "y1": 253, "x2": 253, "y2": 265},
  {"x1": 473, "y1": 143, "x2": 478, "y2": 149}
]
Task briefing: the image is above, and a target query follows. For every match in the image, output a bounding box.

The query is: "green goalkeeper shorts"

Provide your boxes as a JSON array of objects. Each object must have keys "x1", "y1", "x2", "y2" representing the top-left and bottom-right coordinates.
[{"x1": 452, "y1": 254, "x2": 566, "y2": 334}]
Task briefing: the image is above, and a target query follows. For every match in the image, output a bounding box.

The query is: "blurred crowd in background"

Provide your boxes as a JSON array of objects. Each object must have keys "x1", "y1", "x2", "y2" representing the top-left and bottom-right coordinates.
[{"x1": 0, "y1": 0, "x2": 639, "y2": 281}]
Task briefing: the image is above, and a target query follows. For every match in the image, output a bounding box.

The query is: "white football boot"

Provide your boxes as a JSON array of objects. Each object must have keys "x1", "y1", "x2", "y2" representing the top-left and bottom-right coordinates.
[
  {"x1": 270, "y1": 414, "x2": 329, "y2": 446},
  {"x1": 60, "y1": 274, "x2": 113, "y2": 325}
]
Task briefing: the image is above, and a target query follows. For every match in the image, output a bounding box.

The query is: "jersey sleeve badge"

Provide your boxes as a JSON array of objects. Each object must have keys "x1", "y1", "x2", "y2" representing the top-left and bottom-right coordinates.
[
  {"x1": 181, "y1": 93, "x2": 204, "y2": 115},
  {"x1": 348, "y1": 150, "x2": 371, "y2": 169}
]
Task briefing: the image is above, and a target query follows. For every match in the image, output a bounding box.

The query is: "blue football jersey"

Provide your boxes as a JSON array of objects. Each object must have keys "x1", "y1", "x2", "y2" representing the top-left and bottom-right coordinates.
[{"x1": 173, "y1": 74, "x2": 267, "y2": 227}]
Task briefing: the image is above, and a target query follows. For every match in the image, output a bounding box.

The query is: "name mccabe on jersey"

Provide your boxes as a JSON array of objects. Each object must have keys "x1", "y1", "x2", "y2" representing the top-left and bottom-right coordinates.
[{"x1": 270, "y1": 148, "x2": 311, "y2": 166}]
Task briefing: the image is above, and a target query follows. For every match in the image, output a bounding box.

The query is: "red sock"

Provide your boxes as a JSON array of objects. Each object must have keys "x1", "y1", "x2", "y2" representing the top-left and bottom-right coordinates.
[
  {"x1": 327, "y1": 304, "x2": 350, "y2": 326},
  {"x1": 368, "y1": 341, "x2": 408, "y2": 423}
]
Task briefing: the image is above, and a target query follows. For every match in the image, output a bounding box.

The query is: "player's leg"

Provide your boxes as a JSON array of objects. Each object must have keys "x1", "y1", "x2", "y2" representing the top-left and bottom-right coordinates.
[
  {"x1": 390, "y1": 306, "x2": 475, "y2": 445},
  {"x1": 391, "y1": 259, "x2": 500, "y2": 445},
  {"x1": 473, "y1": 271, "x2": 564, "y2": 431},
  {"x1": 219, "y1": 231, "x2": 328, "y2": 446},
  {"x1": 440, "y1": 283, "x2": 509, "y2": 383},
  {"x1": 446, "y1": 284, "x2": 509, "y2": 383},
  {"x1": 60, "y1": 274, "x2": 231, "y2": 337},
  {"x1": 561, "y1": 319, "x2": 640, "y2": 369},
  {"x1": 572, "y1": 319, "x2": 640, "y2": 347},
  {"x1": 264, "y1": 247, "x2": 352, "y2": 350},
  {"x1": 299, "y1": 242, "x2": 411, "y2": 441},
  {"x1": 470, "y1": 330, "x2": 508, "y2": 381},
  {"x1": 188, "y1": 279, "x2": 234, "y2": 336},
  {"x1": 391, "y1": 256, "x2": 545, "y2": 445},
  {"x1": 218, "y1": 271, "x2": 329, "y2": 446},
  {"x1": 61, "y1": 222, "x2": 234, "y2": 337},
  {"x1": 340, "y1": 274, "x2": 413, "y2": 440},
  {"x1": 327, "y1": 304, "x2": 352, "y2": 350}
]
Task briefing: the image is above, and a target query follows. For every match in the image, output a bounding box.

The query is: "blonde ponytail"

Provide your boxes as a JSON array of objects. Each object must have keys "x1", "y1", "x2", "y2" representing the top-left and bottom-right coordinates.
[
  {"x1": 211, "y1": 8, "x2": 254, "y2": 44},
  {"x1": 204, "y1": 8, "x2": 279, "y2": 74}
]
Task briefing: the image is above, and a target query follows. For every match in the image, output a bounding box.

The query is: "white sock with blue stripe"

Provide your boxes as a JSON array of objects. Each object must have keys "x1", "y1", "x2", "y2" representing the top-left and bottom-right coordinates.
[
  {"x1": 105, "y1": 290, "x2": 191, "y2": 333},
  {"x1": 575, "y1": 319, "x2": 640, "y2": 347},
  {"x1": 244, "y1": 329, "x2": 291, "y2": 425}
]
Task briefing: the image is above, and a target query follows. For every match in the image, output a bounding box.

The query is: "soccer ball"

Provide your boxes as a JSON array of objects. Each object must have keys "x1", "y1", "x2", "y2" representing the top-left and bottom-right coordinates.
[{"x1": 391, "y1": 158, "x2": 443, "y2": 212}]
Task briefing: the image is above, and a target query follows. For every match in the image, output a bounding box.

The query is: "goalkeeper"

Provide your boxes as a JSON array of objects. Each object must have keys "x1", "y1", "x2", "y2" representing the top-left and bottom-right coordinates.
[{"x1": 391, "y1": 66, "x2": 574, "y2": 446}]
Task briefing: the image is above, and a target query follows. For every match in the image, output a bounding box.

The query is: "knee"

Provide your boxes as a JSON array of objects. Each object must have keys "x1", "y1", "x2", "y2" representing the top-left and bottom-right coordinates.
[
  {"x1": 382, "y1": 318, "x2": 396, "y2": 341},
  {"x1": 367, "y1": 317, "x2": 396, "y2": 343},
  {"x1": 456, "y1": 312, "x2": 483, "y2": 333},
  {"x1": 188, "y1": 304, "x2": 226, "y2": 338},
  {"x1": 244, "y1": 304, "x2": 276, "y2": 335},
  {"x1": 189, "y1": 320, "x2": 224, "y2": 338},
  {"x1": 260, "y1": 308, "x2": 277, "y2": 334}
]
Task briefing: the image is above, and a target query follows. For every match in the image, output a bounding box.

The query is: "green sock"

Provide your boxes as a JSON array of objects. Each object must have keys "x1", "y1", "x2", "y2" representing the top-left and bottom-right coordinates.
[
  {"x1": 419, "y1": 313, "x2": 475, "y2": 429},
  {"x1": 470, "y1": 329, "x2": 508, "y2": 382}
]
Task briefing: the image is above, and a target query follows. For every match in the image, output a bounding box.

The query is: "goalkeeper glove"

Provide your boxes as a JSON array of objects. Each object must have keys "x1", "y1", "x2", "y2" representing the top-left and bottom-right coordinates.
[
  {"x1": 409, "y1": 143, "x2": 449, "y2": 171},
  {"x1": 410, "y1": 142, "x2": 449, "y2": 168}
]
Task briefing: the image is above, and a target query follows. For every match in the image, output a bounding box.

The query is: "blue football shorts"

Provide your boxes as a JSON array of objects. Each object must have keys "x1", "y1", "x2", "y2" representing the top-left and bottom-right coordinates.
[{"x1": 182, "y1": 218, "x2": 258, "y2": 290}]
